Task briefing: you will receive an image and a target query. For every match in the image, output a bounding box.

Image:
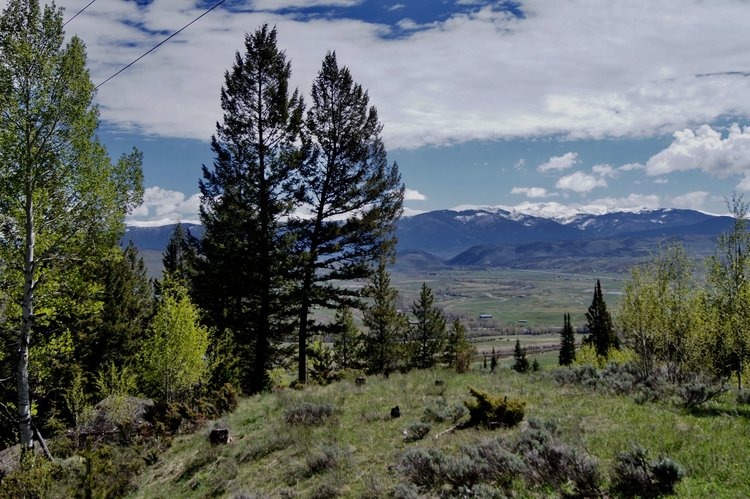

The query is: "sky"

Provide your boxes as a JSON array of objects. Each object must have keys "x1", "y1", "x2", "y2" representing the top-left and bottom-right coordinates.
[{"x1": 8, "y1": 0, "x2": 750, "y2": 224}]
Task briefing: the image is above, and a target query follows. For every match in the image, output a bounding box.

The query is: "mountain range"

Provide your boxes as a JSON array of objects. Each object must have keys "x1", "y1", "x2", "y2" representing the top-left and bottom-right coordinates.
[{"x1": 124, "y1": 203, "x2": 734, "y2": 274}]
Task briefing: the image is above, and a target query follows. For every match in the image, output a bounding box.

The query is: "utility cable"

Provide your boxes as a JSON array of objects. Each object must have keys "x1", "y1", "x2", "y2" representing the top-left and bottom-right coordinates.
[
  {"x1": 95, "y1": 0, "x2": 229, "y2": 89},
  {"x1": 63, "y1": 0, "x2": 98, "y2": 28}
]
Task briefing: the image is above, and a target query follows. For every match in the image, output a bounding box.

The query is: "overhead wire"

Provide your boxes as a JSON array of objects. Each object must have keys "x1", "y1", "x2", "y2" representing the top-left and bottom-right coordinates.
[
  {"x1": 95, "y1": 0, "x2": 230, "y2": 90},
  {"x1": 63, "y1": 0, "x2": 98, "y2": 28}
]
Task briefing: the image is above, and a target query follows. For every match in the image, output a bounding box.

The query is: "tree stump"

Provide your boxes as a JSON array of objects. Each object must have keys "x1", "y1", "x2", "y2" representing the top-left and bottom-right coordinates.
[
  {"x1": 390, "y1": 406, "x2": 400, "y2": 418},
  {"x1": 209, "y1": 428, "x2": 232, "y2": 445}
]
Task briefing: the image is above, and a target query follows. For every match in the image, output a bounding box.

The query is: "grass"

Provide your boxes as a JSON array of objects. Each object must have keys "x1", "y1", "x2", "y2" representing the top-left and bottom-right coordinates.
[{"x1": 123, "y1": 366, "x2": 750, "y2": 498}]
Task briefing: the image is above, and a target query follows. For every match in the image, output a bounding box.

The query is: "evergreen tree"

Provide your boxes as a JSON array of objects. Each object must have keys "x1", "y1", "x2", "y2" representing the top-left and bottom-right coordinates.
[
  {"x1": 490, "y1": 347, "x2": 498, "y2": 373},
  {"x1": 443, "y1": 318, "x2": 475, "y2": 373},
  {"x1": 559, "y1": 313, "x2": 576, "y2": 366},
  {"x1": 332, "y1": 306, "x2": 362, "y2": 369},
  {"x1": 408, "y1": 283, "x2": 447, "y2": 369},
  {"x1": 292, "y1": 52, "x2": 403, "y2": 383},
  {"x1": 513, "y1": 339, "x2": 530, "y2": 373},
  {"x1": 194, "y1": 25, "x2": 304, "y2": 394},
  {"x1": 361, "y1": 259, "x2": 404, "y2": 375},
  {"x1": 88, "y1": 243, "x2": 154, "y2": 373},
  {"x1": 0, "y1": 0, "x2": 143, "y2": 448},
  {"x1": 583, "y1": 279, "x2": 617, "y2": 357},
  {"x1": 162, "y1": 222, "x2": 198, "y2": 288}
]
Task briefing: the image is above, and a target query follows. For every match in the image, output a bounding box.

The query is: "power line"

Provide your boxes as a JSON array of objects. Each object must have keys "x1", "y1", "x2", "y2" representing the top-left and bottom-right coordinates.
[
  {"x1": 63, "y1": 0, "x2": 98, "y2": 28},
  {"x1": 95, "y1": 0, "x2": 229, "y2": 90}
]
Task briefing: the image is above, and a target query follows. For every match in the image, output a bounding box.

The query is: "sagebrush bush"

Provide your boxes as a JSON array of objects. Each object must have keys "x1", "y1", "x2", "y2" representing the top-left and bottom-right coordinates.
[
  {"x1": 396, "y1": 447, "x2": 446, "y2": 489},
  {"x1": 610, "y1": 444, "x2": 684, "y2": 498},
  {"x1": 737, "y1": 388, "x2": 750, "y2": 405},
  {"x1": 458, "y1": 438, "x2": 524, "y2": 488},
  {"x1": 391, "y1": 481, "x2": 419, "y2": 499},
  {"x1": 282, "y1": 402, "x2": 335, "y2": 426},
  {"x1": 305, "y1": 445, "x2": 343, "y2": 475},
  {"x1": 422, "y1": 397, "x2": 466, "y2": 424},
  {"x1": 404, "y1": 421, "x2": 431, "y2": 442},
  {"x1": 464, "y1": 387, "x2": 525, "y2": 428},
  {"x1": 678, "y1": 375, "x2": 727, "y2": 409}
]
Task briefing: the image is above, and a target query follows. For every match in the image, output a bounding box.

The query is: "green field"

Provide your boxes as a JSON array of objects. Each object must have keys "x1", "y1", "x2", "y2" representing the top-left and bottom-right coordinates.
[{"x1": 391, "y1": 268, "x2": 626, "y2": 331}]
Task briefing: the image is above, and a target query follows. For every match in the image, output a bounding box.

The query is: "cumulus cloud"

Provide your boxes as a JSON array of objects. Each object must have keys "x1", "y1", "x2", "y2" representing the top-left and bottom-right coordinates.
[
  {"x1": 511, "y1": 186, "x2": 553, "y2": 198},
  {"x1": 40, "y1": 0, "x2": 750, "y2": 149},
  {"x1": 555, "y1": 171, "x2": 607, "y2": 194},
  {"x1": 671, "y1": 191, "x2": 709, "y2": 209},
  {"x1": 619, "y1": 163, "x2": 644, "y2": 172},
  {"x1": 537, "y1": 152, "x2": 578, "y2": 173},
  {"x1": 646, "y1": 124, "x2": 750, "y2": 177},
  {"x1": 589, "y1": 193, "x2": 661, "y2": 211},
  {"x1": 591, "y1": 164, "x2": 617, "y2": 178},
  {"x1": 404, "y1": 188, "x2": 427, "y2": 201},
  {"x1": 128, "y1": 186, "x2": 201, "y2": 224}
]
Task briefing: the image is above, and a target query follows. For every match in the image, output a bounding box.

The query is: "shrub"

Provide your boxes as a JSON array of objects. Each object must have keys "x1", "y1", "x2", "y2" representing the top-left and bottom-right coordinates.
[
  {"x1": 678, "y1": 375, "x2": 727, "y2": 409},
  {"x1": 396, "y1": 447, "x2": 446, "y2": 489},
  {"x1": 305, "y1": 446, "x2": 342, "y2": 475},
  {"x1": 422, "y1": 398, "x2": 466, "y2": 424},
  {"x1": 404, "y1": 422, "x2": 431, "y2": 442},
  {"x1": 464, "y1": 387, "x2": 525, "y2": 428},
  {"x1": 0, "y1": 451, "x2": 60, "y2": 498},
  {"x1": 610, "y1": 444, "x2": 684, "y2": 498},
  {"x1": 392, "y1": 481, "x2": 419, "y2": 499},
  {"x1": 283, "y1": 402, "x2": 335, "y2": 426},
  {"x1": 458, "y1": 438, "x2": 524, "y2": 488},
  {"x1": 737, "y1": 388, "x2": 750, "y2": 405}
]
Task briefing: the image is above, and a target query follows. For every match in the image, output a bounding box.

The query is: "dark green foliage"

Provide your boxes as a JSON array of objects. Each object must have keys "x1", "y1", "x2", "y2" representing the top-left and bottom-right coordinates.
[
  {"x1": 512, "y1": 339, "x2": 530, "y2": 373},
  {"x1": 194, "y1": 24, "x2": 304, "y2": 394},
  {"x1": 307, "y1": 339, "x2": 343, "y2": 385},
  {"x1": 283, "y1": 402, "x2": 335, "y2": 426},
  {"x1": 583, "y1": 280, "x2": 618, "y2": 357},
  {"x1": 408, "y1": 283, "x2": 447, "y2": 369},
  {"x1": 610, "y1": 445, "x2": 685, "y2": 498},
  {"x1": 464, "y1": 387, "x2": 525, "y2": 428},
  {"x1": 88, "y1": 243, "x2": 154, "y2": 373},
  {"x1": 737, "y1": 388, "x2": 750, "y2": 404},
  {"x1": 0, "y1": 451, "x2": 61, "y2": 498},
  {"x1": 559, "y1": 313, "x2": 576, "y2": 366},
  {"x1": 161, "y1": 222, "x2": 199, "y2": 289},
  {"x1": 293, "y1": 51, "x2": 403, "y2": 384},
  {"x1": 531, "y1": 359, "x2": 540, "y2": 372},
  {"x1": 490, "y1": 348, "x2": 497, "y2": 373},
  {"x1": 361, "y1": 259, "x2": 405, "y2": 375},
  {"x1": 144, "y1": 383, "x2": 238, "y2": 436}
]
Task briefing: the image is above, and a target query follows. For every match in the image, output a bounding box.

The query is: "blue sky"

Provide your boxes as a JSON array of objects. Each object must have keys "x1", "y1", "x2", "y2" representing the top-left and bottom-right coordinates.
[{"x1": 11, "y1": 0, "x2": 750, "y2": 223}]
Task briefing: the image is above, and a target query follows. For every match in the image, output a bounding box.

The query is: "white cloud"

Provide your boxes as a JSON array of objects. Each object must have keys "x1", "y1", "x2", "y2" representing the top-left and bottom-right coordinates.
[
  {"x1": 555, "y1": 171, "x2": 607, "y2": 194},
  {"x1": 591, "y1": 163, "x2": 617, "y2": 179},
  {"x1": 646, "y1": 124, "x2": 750, "y2": 177},
  {"x1": 404, "y1": 188, "x2": 427, "y2": 201},
  {"x1": 589, "y1": 193, "x2": 661, "y2": 211},
  {"x1": 738, "y1": 176, "x2": 750, "y2": 192},
  {"x1": 128, "y1": 186, "x2": 201, "y2": 224},
  {"x1": 252, "y1": 0, "x2": 362, "y2": 10},
  {"x1": 388, "y1": 3, "x2": 406, "y2": 11},
  {"x1": 671, "y1": 191, "x2": 709, "y2": 209},
  {"x1": 619, "y1": 163, "x2": 644, "y2": 172},
  {"x1": 537, "y1": 152, "x2": 578, "y2": 173},
  {"x1": 511, "y1": 186, "x2": 552, "y2": 198},
  {"x1": 653, "y1": 178, "x2": 669, "y2": 184},
  {"x1": 34, "y1": 0, "x2": 750, "y2": 149},
  {"x1": 513, "y1": 158, "x2": 526, "y2": 171}
]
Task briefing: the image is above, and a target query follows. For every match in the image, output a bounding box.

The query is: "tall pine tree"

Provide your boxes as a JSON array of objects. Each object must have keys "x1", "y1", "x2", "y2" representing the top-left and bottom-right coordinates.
[
  {"x1": 361, "y1": 259, "x2": 404, "y2": 375},
  {"x1": 408, "y1": 283, "x2": 446, "y2": 369},
  {"x1": 559, "y1": 313, "x2": 576, "y2": 366},
  {"x1": 194, "y1": 25, "x2": 304, "y2": 394},
  {"x1": 292, "y1": 52, "x2": 403, "y2": 383},
  {"x1": 584, "y1": 279, "x2": 618, "y2": 357}
]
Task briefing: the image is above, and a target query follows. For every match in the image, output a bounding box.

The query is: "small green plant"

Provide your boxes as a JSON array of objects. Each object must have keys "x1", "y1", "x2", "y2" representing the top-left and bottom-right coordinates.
[{"x1": 464, "y1": 387, "x2": 525, "y2": 428}]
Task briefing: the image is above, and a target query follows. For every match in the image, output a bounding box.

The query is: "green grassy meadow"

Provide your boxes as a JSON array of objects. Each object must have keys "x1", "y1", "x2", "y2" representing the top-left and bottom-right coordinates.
[{"x1": 126, "y1": 367, "x2": 750, "y2": 498}]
